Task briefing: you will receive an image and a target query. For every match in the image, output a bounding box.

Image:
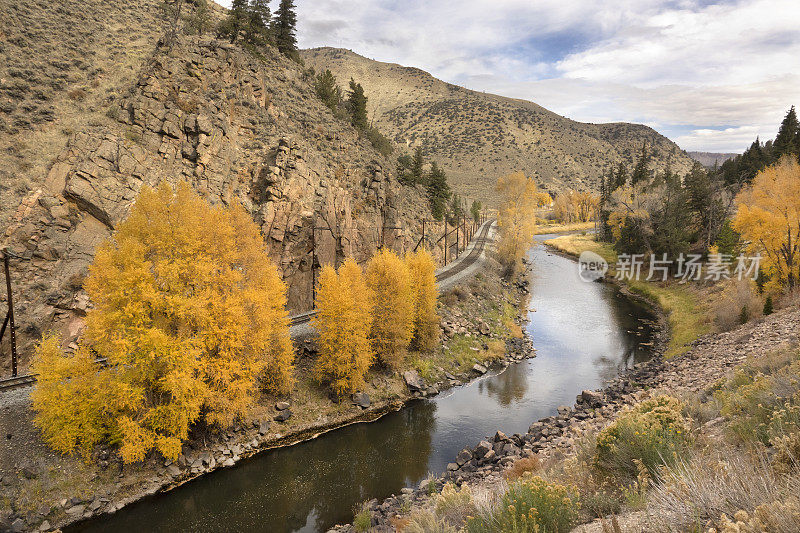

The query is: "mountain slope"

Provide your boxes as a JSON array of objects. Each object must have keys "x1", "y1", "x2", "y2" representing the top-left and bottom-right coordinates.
[
  {"x1": 687, "y1": 151, "x2": 739, "y2": 167},
  {"x1": 1, "y1": 1, "x2": 431, "y2": 369},
  {"x1": 302, "y1": 47, "x2": 696, "y2": 203}
]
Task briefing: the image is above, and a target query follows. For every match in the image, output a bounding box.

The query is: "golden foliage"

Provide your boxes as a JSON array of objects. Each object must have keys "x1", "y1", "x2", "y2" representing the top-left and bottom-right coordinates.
[
  {"x1": 406, "y1": 248, "x2": 440, "y2": 352},
  {"x1": 733, "y1": 157, "x2": 800, "y2": 291},
  {"x1": 32, "y1": 182, "x2": 294, "y2": 463},
  {"x1": 552, "y1": 189, "x2": 599, "y2": 223},
  {"x1": 365, "y1": 249, "x2": 414, "y2": 368},
  {"x1": 496, "y1": 172, "x2": 538, "y2": 270},
  {"x1": 315, "y1": 258, "x2": 374, "y2": 397}
]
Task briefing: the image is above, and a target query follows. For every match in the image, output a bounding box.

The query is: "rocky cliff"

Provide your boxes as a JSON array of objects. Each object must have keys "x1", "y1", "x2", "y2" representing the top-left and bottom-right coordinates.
[
  {"x1": 302, "y1": 48, "x2": 697, "y2": 204},
  {"x1": 1, "y1": 31, "x2": 432, "y2": 370}
]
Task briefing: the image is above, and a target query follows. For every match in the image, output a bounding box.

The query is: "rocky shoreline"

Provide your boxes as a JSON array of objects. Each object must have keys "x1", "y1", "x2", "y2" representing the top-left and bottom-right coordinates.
[{"x1": 331, "y1": 303, "x2": 800, "y2": 531}]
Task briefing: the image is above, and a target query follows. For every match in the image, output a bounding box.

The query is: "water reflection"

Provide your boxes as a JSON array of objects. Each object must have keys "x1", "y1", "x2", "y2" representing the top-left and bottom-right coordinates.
[{"x1": 482, "y1": 364, "x2": 529, "y2": 406}]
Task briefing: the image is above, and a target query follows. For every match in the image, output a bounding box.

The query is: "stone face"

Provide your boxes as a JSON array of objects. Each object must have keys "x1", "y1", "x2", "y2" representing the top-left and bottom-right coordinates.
[{"x1": 3, "y1": 36, "x2": 434, "y2": 369}]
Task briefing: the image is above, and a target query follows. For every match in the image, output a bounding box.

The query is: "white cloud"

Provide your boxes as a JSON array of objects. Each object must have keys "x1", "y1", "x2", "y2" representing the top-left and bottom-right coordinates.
[{"x1": 217, "y1": 0, "x2": 800, "y2": 153}]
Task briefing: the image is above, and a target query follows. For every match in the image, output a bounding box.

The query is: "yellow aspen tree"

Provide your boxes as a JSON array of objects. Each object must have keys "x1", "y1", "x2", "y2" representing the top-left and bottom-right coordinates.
[
  {"x1": 734, "y1": 157, "x2": 800, "y2": 290},
  {"x1": 32, "y1": 182, "x2": 294, "y2": 463},
  {"x1": 315, "y1": 258, "x2": 374, "y2": 397},
  {"x1": 365, "y1": 249, "x2": 414, "y2": 368},
  {"x1": 405, "y1": 248, "x2": 440, "y2": 352},
  {"x1": 496, "y1": 172, "x2": 538, "y2": 271}
]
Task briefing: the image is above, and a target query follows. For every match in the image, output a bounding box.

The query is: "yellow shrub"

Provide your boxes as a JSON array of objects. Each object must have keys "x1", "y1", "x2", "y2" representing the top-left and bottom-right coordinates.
[
  {"x1": 594, "y1": 395, "x2": 690, "y2": 479},
  {"x1": 315, "y1": 258, "x2": 374, "y2": 397},
  {"x1": 365, "y1": 249, "x2": 414, "y2": 368},
  {"x1": 496, "y1": 172, "x2": 538, "y2": 272},
  {"x1": 32, "y1": 183, "x2": 294, "y2": 463},
  {"x1": 405, "y1": 248, "x2": 440, "y2": 352}
]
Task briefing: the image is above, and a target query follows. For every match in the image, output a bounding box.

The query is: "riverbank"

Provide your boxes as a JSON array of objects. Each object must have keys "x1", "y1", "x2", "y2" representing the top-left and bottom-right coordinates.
[
  {"x1": 334, "y1": 301, "x2": 800, "y2": 531},
  {"x1": 0, "y1": 250, "x2": 533, "y2": 532},
  {"x1": 544, "y1": 233, "x2": 713, "y2": 357}
]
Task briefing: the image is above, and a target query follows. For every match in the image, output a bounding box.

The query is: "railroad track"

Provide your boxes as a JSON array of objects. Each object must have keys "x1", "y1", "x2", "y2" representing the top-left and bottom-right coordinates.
[{"x1": 0, "y1": 219, "x2": 495, "y2": 393}]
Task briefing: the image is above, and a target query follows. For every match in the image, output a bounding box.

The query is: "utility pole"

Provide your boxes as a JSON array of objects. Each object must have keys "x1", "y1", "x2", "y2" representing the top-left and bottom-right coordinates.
[
  {"x1": 443, "y1": 219, "x2": 447, "y2": 265},
  {"x1": 2, "y1": 250, "x2": 17, "y2": 377}
]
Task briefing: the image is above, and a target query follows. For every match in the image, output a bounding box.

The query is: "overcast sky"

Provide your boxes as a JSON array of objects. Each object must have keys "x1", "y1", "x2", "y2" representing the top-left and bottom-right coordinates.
[{"x1": 219, "y1": 0, "x2": 800, "y2": 153}]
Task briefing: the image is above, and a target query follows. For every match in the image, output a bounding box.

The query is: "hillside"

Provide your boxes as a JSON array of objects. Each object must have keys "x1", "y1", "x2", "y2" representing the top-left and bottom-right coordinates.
[
  {"x1": 302, "y1": 47, "x2": 696, "y2": 204},
  {"x1": 687, "y1": 150, "x2": 739, "y2": 167},
  {"x1": 0, "y1": 0, "x2": 431, "y2": 369}
]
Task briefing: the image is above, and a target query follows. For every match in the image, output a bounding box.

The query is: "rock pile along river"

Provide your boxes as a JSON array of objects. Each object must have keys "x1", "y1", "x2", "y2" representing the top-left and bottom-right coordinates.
[{"x1": 69, "y1": 234, "x2": 656, "y2": 533}]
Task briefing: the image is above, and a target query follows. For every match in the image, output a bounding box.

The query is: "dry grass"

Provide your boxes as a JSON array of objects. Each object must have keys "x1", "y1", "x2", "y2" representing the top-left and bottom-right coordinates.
[
  {"x1": 503, "y1": 455, "x2": 541, "y2": 480},
  {"x1": 644, "y1": 448, "x2": 800, "y2": 532},
  {"x1": 533, "y1": 220, "x2": 596, "y2": 235}
]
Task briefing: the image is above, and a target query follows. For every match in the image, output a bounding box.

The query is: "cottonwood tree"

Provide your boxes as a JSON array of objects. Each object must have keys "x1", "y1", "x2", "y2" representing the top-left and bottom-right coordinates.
[
  {"x1": 365, "y1": 250, "x2": 414, "y2": 368},
  {"x1": 406, "y1": 249, "x2": 439, "y2": 352},
  {"x1": 32, "y1": 183, "x2": 294, "y2": 463},
  {"x1": 496, "y1": 172, "x2": 538, "y2": 272},
  {"x1": 315, "y1": 258, "x2": 374, "y2": 397},
  {"x1": 552, "y1": 189, "x2": 599, "y2": 223},
  {"x1": 734, "y1": 157, "x2": 800, "y2": 290}
]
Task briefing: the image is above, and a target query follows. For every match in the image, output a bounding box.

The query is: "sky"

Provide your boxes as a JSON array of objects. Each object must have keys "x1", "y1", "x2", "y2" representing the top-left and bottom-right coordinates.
[{"x1": 219, "y1": 0, "x2": 800, "y2": 153}]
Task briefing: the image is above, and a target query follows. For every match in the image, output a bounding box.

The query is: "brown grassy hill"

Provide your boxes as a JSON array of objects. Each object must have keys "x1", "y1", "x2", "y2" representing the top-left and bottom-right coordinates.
[
  {"x1": 302, "y1": 47, "x2": 696, "y2": 204},
  {"x1": 0, "y1": 1, "x2": 431, "y2": 369}
]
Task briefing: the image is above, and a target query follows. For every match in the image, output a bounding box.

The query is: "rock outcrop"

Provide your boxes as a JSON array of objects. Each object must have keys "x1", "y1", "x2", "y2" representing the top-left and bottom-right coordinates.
[{"x1": 1, "y1": 36, "x2": 432, "y2": 370}]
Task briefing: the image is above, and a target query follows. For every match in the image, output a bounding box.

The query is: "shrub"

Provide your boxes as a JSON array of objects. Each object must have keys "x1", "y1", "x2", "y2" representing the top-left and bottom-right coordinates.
[
  {"x1": 466, "y1": 474, "x2": 579, "y2": 533},
  {"x1": 764, "y1": 295, "x2": 774, "y2": 315},
  {"x1": 353, "y1": 504, "x2": 372, "y2": 532},
  {"x1": 315, "y1": 258, "x2": 374, "y2": 397},
  {"x1": 406, "y1": 248, "x2": 440, "y2": 352},
  {"x1": 594, "y1": 395, "x2": 690, "y2": 479},
  {"x1": 365, "y1": 249, "x2": 414, "y2": 368},
  {"x1": 713, "y1": 278, "x2": 762, "y2": 331},
  {"x1": 503, "y1": 456, "x2": 541, "y2": 481},
  {"x1": 31, "y1": 183, "x2": 295, "y2": 463},
  {"x1": 435, "y1": 482, "x2": 476, "y2": 526}
]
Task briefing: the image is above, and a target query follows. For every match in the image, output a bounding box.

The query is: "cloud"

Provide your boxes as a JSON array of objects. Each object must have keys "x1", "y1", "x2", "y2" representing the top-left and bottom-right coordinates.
[{"x1": 216, "y1": 0, "x2": 800, "y2": 153}]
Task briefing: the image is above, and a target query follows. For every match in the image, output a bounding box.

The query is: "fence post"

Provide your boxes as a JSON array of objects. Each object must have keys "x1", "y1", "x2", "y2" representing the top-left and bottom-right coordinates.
[
  {"x1": 443, "y1": 219, "x2": 447, "y2": 265},
  {"x1": 3, "y1": 250, "x2": 17, "y2": 378}
]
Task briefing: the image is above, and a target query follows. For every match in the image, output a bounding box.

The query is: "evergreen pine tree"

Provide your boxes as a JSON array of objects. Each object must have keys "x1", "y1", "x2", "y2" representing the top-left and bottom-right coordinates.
[
  {"x1": 245, "y1": 0, "x2": 271, "y2": 44},
  {"x1": 470, "y1": 200, "x2": 482, "y2": 224},
  {"x1": 272, "y1": 0, "x2": 298, "y2": 59},
  {"x1": 314, "y1": 69, "x2": 342, "y2": 111},
  {"x1": 630, "y1": 143, "x2": 650, "y2": 185},
  {"x1": 186, "y1": 0, "x2": 212, "y2": 35},
  {"x1": 347, "y1": 78, "x2": 368, "y2": 130},
  {"x1": 411, "y1": 146, "x2": 425, "y2": 185},
  {"x1": 773, "y1": 106, "x2": 800, "y2": 159},
  {"x1": 763, "y1": 295, "x2": 774, "y2": 316},
  {"x1": 427, "y1": 161, "x2": 451, "y2": 220},
  {"x1": 612, "y1": 162, "x2": 628, "y2": 190},
  {"x1": 218, "y1": 0, "x2": 248, "y2": 42}
]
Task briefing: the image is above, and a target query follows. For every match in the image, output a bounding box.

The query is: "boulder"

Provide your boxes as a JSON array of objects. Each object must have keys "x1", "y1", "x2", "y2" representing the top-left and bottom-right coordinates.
[
  {"x1": 275, "y1": 401, "x2": 290, "y2": 411},
  {"x1": 456, "y1": 449, "x2": 473, "y2": 466},
  {"x1": 557, "y1": 405, "x2": 572, "y2": 416},
  {"x1": 474, "y1": 440, "x2": 492, "y2": 458},
  {"x1": 580, "y1": 390, "x2": 603, "y2": 407},
  {"x1": 258, "y1": 420, "x2": 271, "y2": 435},
  {"x1": 274, "y1": 409, "x2": 292, "y2": 422},
  {"x1": 352, "y1": 392, "x2": 371, "y2": 409},
  {"x1": 402, "y1": 370, "x2": 425, "y2": 392},
  {"x1": 446, "y1": 462, "x2": 459, "y2": 472},
  {"x1": 472, "y1": 363, "x2": 488, "y2": 375}
]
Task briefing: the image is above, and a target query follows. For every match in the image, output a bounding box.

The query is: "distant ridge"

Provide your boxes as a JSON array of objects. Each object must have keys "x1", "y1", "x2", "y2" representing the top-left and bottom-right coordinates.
[
  {"x1": 302, "y1": 47, "x2": 696, "y2": 205},
  {"x1": 687, "y1": 151, "x2": 740, "y2": 168}
]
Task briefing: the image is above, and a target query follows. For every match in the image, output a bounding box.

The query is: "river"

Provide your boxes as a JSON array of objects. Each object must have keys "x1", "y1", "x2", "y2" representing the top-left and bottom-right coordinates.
[{"x1": 70, "y1": 234, "x2": 657, "y2": 533}]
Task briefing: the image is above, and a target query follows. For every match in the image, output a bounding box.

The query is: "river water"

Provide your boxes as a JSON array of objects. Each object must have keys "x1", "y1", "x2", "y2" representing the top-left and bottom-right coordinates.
[{"x1": 70, "y1": 234, "x2": 656, "y2": 533}]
